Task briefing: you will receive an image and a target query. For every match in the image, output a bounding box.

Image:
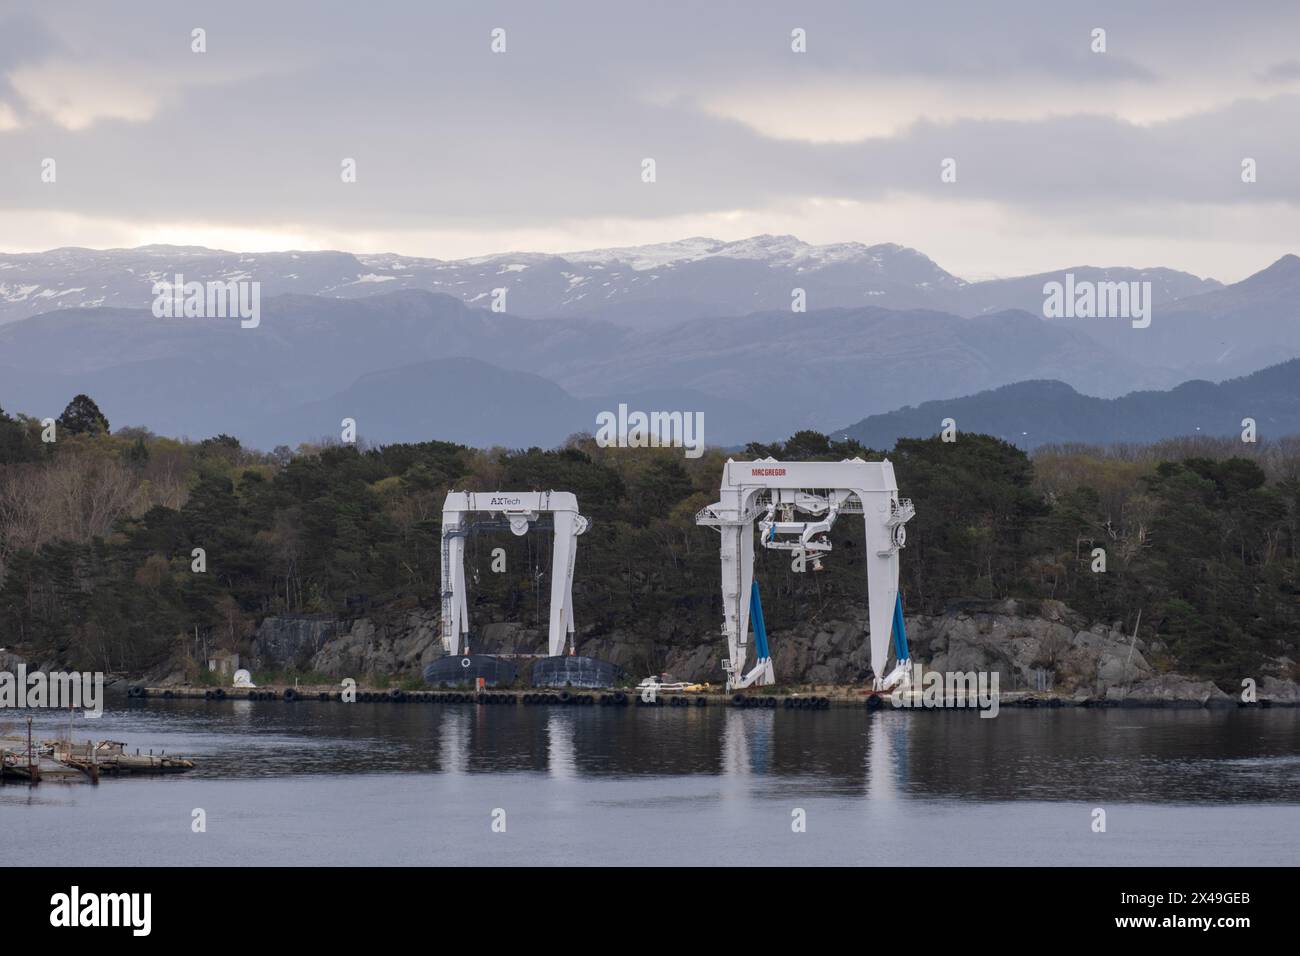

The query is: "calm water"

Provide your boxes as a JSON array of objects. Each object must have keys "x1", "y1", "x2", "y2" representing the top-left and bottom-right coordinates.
[{"x1": 4, "y1": 700, "x2": 1299, "y2": 865}]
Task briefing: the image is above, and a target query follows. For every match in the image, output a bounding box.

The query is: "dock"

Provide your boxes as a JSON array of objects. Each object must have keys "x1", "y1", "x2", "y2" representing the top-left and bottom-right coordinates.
[
  {"x1": 131, "y1": 684, "x2": 856, "y2": 707},
  {"x1": 1, "y1": 733, "x2": 195, "y2": 786},
  {"x1": 127, "y1": 684, "x2": 1065, "y2": 710}
]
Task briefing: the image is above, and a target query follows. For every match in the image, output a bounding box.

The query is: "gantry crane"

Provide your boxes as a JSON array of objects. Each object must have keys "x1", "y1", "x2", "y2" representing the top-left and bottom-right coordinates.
[
  {"x1": 440, "y1": 491, "x2": 589, "y2": 657},
  {"x1": 696, "y1": 458, "x2": 914, "y2": 691}
]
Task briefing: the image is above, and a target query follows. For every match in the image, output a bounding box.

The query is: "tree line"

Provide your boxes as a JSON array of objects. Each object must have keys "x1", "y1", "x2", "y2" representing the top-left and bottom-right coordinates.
[{"x1": 1, "y1": 396, "x2": 1297, "y2": 686}]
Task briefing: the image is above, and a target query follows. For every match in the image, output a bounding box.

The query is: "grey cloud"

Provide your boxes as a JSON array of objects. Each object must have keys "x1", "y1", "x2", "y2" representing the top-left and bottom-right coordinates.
[
  {"x1": 1259, "y1": 59, "x2": 1300, "y2": 82},
  {"x1": 0, "y1": 10, "x2": 63, "y2": 119},
  {"x1": 0, "y1": 0, "x2": 1297, "y2": 235},
  {"x1": 0, "y1": 12, "x2": 62, "y2": 69}
]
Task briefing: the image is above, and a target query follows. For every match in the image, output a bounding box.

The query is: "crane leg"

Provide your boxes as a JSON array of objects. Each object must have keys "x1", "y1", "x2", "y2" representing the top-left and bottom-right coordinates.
[
  {"x1": 454, "y1": 550, "x2": 469, "y2": 654},
  {"x1": 440, "y1": 513, "x2": 468, "y2": 656},
  {"x1": 719, "y1": 523, "x2": 757, "y2": 689},
  {"x1": 548, "y1": 510, "x2": 576, "y2": 658},
  {"x1": 863, "y1": 507, "x2": 902, "y2": 689}
]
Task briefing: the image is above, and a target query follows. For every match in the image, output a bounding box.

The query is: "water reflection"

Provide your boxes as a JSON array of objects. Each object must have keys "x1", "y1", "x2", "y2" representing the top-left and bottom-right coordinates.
[
  {"x1": 8, "y1": 700, "x2": 1300, "y2": 804},
  {"x1": 866, "y1": 714, "x2": 907, "y2": 802},
  {"x1": 547, "y1": 712, "x2": 575, "y2": 781},
  {"x1": 721, "y1": 708, "x2": 776, "y2": 777}
]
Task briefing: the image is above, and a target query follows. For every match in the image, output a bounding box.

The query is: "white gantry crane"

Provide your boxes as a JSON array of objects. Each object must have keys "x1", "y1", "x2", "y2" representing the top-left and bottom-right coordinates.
[
  {"x1": 696, "y1": 458, "x2": 914, "y2": 691},
  {"x1": 440, "y1": 491, "x2": 589, "y2": 657}
]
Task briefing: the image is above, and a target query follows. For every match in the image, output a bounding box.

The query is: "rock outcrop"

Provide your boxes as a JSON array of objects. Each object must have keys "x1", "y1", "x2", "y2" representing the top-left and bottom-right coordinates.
[
  {"x1": 252, "y1": 611, "x2": 440, "y2": 678},
  {"x1": 238, "y1": 598, "x2": 1298, "y2": 704},
  {"x1": 251, "y1": 615, "x2": 343, "y2": 670}
]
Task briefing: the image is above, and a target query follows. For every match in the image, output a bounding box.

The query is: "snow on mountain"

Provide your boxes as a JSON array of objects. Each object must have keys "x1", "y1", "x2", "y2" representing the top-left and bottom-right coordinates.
[
  {"x1": 556, "y1": 234, "x2": 961, "y2": 277},
  {"x1": 0, "y1": 237, "x2": 1227, "y2": 330},
  {"x1": 561, "y1": 236, "x2": 729, "y2": 270}
]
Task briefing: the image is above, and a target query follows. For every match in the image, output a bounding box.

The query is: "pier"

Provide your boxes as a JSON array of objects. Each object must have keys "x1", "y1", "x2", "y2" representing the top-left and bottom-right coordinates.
[
  {"x1": 2, "y1": 721, "x2": 195, "y2": 786},
  {"x1": 125, "y1": 683, "x2": 1069, "y2": 710}
]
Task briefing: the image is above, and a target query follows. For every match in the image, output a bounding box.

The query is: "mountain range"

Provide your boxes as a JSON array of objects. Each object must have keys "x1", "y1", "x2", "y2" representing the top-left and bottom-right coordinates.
[
  {"x1": 0, "y1": 238, "x2": 1297, "y2": 450},
  {"x1": 0, "y1": 235, "x2": 1222, "y2": 328}
]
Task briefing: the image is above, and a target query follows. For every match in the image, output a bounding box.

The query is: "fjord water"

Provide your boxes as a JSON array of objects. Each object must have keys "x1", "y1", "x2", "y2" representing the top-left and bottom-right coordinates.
[{"x1": 5, "y1": 701, "x2": 1298, "y2": 866}]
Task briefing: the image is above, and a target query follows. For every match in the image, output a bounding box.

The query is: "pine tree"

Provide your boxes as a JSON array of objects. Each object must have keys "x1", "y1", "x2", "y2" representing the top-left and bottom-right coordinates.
[{"x1": 57, "y1": 394, "x2": 110, "y2": 435}]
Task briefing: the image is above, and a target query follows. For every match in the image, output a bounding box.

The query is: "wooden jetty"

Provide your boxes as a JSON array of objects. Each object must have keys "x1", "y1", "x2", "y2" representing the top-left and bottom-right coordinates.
[{"x1": 1, "y1": 734, "x2": 195, "y2": 786}]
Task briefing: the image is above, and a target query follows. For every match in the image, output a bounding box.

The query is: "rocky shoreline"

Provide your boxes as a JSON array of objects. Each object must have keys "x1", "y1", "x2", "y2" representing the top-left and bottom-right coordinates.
[
  {"x1": 211, "y1": 598, "x2": 1300, "y2": 706},
  {"x1": 7, "y1": 599, "x2": 1297, "y2": 708}
]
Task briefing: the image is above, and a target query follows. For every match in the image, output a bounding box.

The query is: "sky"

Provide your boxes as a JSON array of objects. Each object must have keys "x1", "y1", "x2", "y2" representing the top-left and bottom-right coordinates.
[{"x1": 1, "y1": 0, "x2": 1298, "y2": 282}]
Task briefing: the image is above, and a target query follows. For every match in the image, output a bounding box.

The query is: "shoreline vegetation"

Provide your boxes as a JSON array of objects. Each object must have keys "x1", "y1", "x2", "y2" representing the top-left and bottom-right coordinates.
[{"x1": 1, "y1": 395, "x2": 1298, "y2": 701}]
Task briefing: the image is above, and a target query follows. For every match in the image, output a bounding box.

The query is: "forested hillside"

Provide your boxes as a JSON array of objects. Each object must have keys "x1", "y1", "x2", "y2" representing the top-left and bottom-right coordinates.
[
  {"x1": 834, "y1": 358, "x2": 1300, "y2": 451},
  {"x1": 2, "y1": 396, "x2": 1297, "y2": 686}
]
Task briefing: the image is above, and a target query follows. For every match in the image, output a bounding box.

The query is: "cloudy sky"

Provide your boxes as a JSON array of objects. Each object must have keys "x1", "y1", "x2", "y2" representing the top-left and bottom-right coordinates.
[{"x1": 1, "y1": 0, "x2": 1297, "y2": 281}]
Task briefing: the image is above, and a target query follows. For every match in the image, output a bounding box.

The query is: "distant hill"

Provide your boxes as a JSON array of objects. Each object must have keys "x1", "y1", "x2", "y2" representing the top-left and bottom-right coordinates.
[
  {"x1": 958, "y1": 265, "x2": 1222, "y2": 317},
  {"x1": 0, "y1": 289, "x2": 1161, "y2": 449},
  {"x1": 259, "y1": 357, "x2": 762, "y2": 451},
  {"x1": 833, "y1": 360, "x2": 1300, "y2": 450},
  {"x1": 1049, "y1": 254, "x2": 1300, "y2": 382}
]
